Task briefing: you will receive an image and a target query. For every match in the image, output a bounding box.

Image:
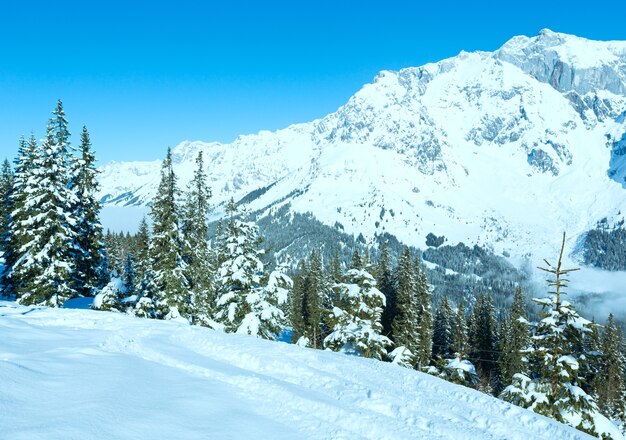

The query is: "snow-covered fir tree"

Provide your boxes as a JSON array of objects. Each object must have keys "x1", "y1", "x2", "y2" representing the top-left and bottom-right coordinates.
[
  {"x1": 92, "y1": 276, "x2": 124, "y2": 312},
  {"x1": 501, "y1": 233, "x2": 608, "y2": 438},
  {"x1": 73, "y1": 126, "x2": 108, "y2": 297},
  {"x1": 324, "y1": 254, "x2": 391, "y2": 360},
  {"x1": 13, "y1": 101, "x2": 81, "y2": 306},
  {"x1": 214, "y1": 200, "x2": 288, "y2": 339},
  {"x1": 149, "y1": 147, "x2": 189, "y2": 319},
  {"x1": 391, "y1": 247, "x2": 420, "y2": 367},
  {"x1": 181, "y1": 151, "x2": 215, "y2": 327},
  {"x1": 415, "y1": 262, "x2": 433, "y2": 370}
]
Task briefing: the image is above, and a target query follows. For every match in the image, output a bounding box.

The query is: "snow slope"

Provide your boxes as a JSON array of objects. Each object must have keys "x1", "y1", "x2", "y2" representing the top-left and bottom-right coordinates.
[
  {"x1": 98, "y1": 30, "x2": 626, "y2": 269},
  {"x1": 0, "y1": 301, "x2": 594, "y2": 439}
]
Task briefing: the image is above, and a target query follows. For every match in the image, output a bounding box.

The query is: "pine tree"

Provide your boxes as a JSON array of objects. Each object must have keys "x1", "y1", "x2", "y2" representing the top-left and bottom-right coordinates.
[
  {"x1": 376, "y1": 241, "x2": 397, "y2": 338},
  {"x1": 498, "y1": 287, "x2": 531, "y2": 388},
  {"x1": 0, "y1": 158, "x2": 14, "y2": 296},
  {"x1": 324, "y1": 266, "x2": 391, "y2": 360},
  {"x1": 149, "y1": 147, "x2": 188, "y2": 319},
  {"x1": 123, "y1": 253, "x2": 137, "y2": 298},
  {"x1": 593, "y1": 314, "x2": 626, "y2": 424},
  {"x1": 452, "y1": 300, "x2": 469, "y2": 358},
  {"x1": 214, "y1": 201, "x2": 287, "y2": 339},
  {"x1": 14, "y1": 101, "x2": 81, "y2": 306},
  {"x1": 181, "y1": 151, "x2": 215, "y2": 326},
  {"x1": 391, "y1": 247, "x2": 419, "y2": 366},
  {"x1": 432, "y1": 297, "x2": 454, "y2": 360},
  {"x1": 133, "y1": 217, "x2": 151, "y2": 284},
  {"x1": 501, "y1": 233, "x2": 607, "y2": 437},
  {"x1": 468, "y1": 292, "x2": 498, "y2": 380},
  {"x1": 8, "y1": 135, "x2": 37, "y2": 297},
  {"x1": 291, "y1": 250, "x2": 326, "y2": 348},
  {"x1": 73, "y1": 126, "x2": 108, "y2": 296},
  {"x1": 415, "y1": 263, "x2": 433, "y2": 370}
]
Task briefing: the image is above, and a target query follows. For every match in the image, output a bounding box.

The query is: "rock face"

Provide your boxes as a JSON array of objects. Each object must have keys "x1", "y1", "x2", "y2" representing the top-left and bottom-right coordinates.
[{"x1": 99, "y1": 30, "x2": 626, "y2": 262}]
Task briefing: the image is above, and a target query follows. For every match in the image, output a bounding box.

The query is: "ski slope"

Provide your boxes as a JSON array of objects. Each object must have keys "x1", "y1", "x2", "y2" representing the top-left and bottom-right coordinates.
[{"x1": 0, "y1": 301, "x2": 594, "y2": 439}]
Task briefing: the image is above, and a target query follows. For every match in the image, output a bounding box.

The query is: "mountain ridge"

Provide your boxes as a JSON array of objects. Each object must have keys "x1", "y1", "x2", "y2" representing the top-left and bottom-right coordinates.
[{"x1": 98, "y1": 29, "x2": 626, "y2": 267}]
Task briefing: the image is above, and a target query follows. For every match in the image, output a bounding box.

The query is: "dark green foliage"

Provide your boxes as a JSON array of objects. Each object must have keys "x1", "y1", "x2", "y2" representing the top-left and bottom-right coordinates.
[
  {"x1": 391, "y1": 247, "x2": 420, "y2": 366},
  {"x1": 376, "y1": 241, "x2": 397, "y2": 338},
  {"x1": 498, "y1": 287, "x2": 530, "y2": 390},
  {"x1": 0, "y1": 158, "x2": 14, "y2": 296},
  {"x1": 432, "y1": 297, "x2": 454, "y2": 360},
  {"x1": 74, "y1": 126, "x2": 108, "y2": 296},
  {"x1": 468, "y1": 292, "x2": 498, "y2": 379},
  {"x1": 150, "y1": 147, "x2": 189, "y2": 318},
  {"x1": 290, "y1": 250, "x2": 326, "y2": 347},
  {"x1": 123, "y1": 253, "x2": 137, "y2": 297},
  {"x1": 583, "y1": 224, "x2": 626, "y2": 270},
  {"x1": 593, "y1": 314, "x2": 626, "y2": 423}
]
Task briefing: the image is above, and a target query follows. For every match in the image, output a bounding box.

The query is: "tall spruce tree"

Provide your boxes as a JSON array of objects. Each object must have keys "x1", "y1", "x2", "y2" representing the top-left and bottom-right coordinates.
[
  {"x1": 13, "y1": 101, "x2": 81, "y2": 306},
  {"x1": 149, "y1": 147, "x2": 188, "y2": 319},
  {"x1": 391, "y1": 247, "x2": 420, "y2": 366},
  {"x1": 432, "y1": 296, "x2": 454, "y2": 360},
  {"x1": 181, "y1": 151, "x2": 215, "y2": 326},
  {"x1": 0, "y1": 159, "x2": 14, "y2": 296},
  {"x1": 415, "y1": 262, "x2": 433, "y2": 370},
  {"x1": 377, "y1": 241, "x2": 397, "y2": 338},
  {"x1": 498, "y1": 287, "x2": 531, "y2": 388},
  {"x1": 468, "y1": 292, "x2": 498, "y2": 379},
  {"x1": 74, "y1": 126, "x2": 108, "y2": 296},
  {"x1": 290, "y1": 250, "x2": 326, "y2": 348}
]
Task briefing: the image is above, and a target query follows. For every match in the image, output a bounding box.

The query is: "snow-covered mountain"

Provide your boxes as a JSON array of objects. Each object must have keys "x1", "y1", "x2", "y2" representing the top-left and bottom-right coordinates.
[
  {"x1": 0, "y1": 301, "x2": 601, "y2": 439},
  {"x1": 99, "y1": 29, "x2": 626, "y2": 264}
]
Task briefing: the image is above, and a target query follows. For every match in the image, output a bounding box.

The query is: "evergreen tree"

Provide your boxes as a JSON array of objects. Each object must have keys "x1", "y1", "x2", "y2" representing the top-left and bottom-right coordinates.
[
  {"x1": 468, "y1": 292, "x2": 498, "y2": 379},
  {"x1": 376, "y1": 241, "x2": 397, "y2": 338},
  {"x1": 0, "y1": 158, "x2": 14, "y2": 296},
  {"x1": 593, "y1": 314, "x2": 626, "y2": 424},
  {"x1": 452, "y1": 300, "x2": 469, "y2": 358},
  {"x1": 180, "y1": 152, "x2": 215, "y2": 326},
  {"x1": 324, "y1": 267, "x2": 391, "y2": 360},
  {"x1": 214, "y1": 201, "x2": 287, "y2": 339},
  {"x1": 432, "y1": 297, "x2": 454, "y2": 360},
  {"x1": 13, "y1": 101, "x2": 81, "y2": 306},
  {"x1": 123, "y1": 253, "x2": 137, "y2": 297},
  {"x1": 133, "y1": 217, "x2": 151, "y2": 284},
  {"x1": 415, "y1": 264, "x2": 433, "y2": 370},
  {"x1": 290, "y1": 250, "x2": 326, "y2": 348},
  {"x1": 498, "y1": 287, "x2": 531, "y2": 388},
  {"x1": 74, "y1": 126, "x2": 108, "y2": 296},
  {"x1": 391, "y1": 247, "x2": 419, "y2": 366},
  {"x1": 149, "y1": 147, "x2": 188, "y2": 319},
  {"x1": 501, "y1": 233, "x2": 607, "y2": 437},
  {"x1": 8, "y1": 135, "x2": 37, "y2": 296}
]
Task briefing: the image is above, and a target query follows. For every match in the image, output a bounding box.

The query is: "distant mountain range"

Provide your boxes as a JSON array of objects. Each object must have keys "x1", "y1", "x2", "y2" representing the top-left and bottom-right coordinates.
[{"x1": 99, "y1": 29, "x2": 626, "y2": 267}]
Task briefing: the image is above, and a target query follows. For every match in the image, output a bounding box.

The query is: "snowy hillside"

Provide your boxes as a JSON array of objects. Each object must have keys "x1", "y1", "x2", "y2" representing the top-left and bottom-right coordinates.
[
  {"x1": 0, "y1": 301, "x2": 594, "y2": 440},
  {"x1": 99, "y1": 29, "x2": 626, "y2": 265}
]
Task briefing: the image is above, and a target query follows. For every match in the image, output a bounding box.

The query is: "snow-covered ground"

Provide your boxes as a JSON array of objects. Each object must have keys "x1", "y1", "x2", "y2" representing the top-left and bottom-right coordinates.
[{"x1": 0, "y1": 301, "x2": 593, "y2": 439}]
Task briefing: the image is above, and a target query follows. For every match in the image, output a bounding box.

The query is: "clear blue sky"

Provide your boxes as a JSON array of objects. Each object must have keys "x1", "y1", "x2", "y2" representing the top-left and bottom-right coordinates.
[{"x1": 1, "y1": 1, "x2": 624, "y2": 164}]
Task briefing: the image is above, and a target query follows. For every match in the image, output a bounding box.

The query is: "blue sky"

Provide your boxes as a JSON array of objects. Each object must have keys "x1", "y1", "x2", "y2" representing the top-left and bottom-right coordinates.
[{"x1": 1, "y1": 1, "x2": 624, "y2": 164}]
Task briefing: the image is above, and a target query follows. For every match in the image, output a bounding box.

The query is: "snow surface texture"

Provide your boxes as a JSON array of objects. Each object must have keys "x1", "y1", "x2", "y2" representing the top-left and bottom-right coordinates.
[
  {"x1": 98, "y1": 30, "x2": 626, "y2": 272},
  {"x1": 0, "y1": 301, "x2": 594, "y2": 440}
]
